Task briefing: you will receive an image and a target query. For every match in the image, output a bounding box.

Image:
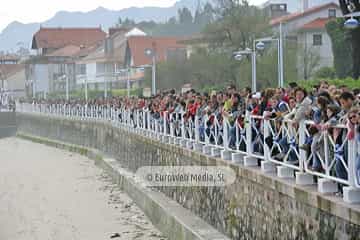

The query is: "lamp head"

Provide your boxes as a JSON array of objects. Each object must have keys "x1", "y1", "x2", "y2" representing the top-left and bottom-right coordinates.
[
  {"x1": 234, "y1": 54, "x2": 243, "y2": 61},
  {"x1": 344, "y1": 18, "x2": 359, "y2": 29},
  {"x1": 256, "y1": 41, "x2": 265, "y2": 51},
  {"x1": 144, "y1": 48, "x2": 154, "y2": 57}
]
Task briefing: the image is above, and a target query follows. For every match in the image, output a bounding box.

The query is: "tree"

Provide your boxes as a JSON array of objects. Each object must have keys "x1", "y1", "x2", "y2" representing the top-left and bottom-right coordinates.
[
  {"x1": 326, "y1": 19, "x2": 353, "y2": 78},
  {"x1": 338, "y1": 0, "x2": 360, "y2": 79},
  {"x1": 167, "y1": 17, "x2": 177, "y2": 25},
  {"x1": 298, "y1": 45, "x2": 321, "y2": 80},
  {"x1": 121, "y1": 18, "x2": 136, "y2": 28},
  {"x1": 178, "y1": 7, "x2": 193, "y2": 24},
  {"x1": 204, "y1": 0, "x2": 269, "y2": 51},
  {"x1": 194, "y1": 3, "x2": 214, "y2": 26}
]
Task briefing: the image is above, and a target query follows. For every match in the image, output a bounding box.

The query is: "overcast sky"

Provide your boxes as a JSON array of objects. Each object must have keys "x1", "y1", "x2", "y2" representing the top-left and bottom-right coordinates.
[{"x1": 0, "y1": 0, "x2": 265, "y2": 33}]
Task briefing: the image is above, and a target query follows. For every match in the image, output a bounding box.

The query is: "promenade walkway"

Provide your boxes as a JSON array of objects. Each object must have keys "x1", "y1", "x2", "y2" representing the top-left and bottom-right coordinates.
[{"x1": 0, "y1": 137, "x2": 166, "y2": 240}]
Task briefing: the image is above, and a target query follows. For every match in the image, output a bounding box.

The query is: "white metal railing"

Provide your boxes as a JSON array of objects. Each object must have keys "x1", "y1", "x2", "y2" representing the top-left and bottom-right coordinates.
[{"x1": 17, "y1": 103, "x2": 360, "y2": 197}]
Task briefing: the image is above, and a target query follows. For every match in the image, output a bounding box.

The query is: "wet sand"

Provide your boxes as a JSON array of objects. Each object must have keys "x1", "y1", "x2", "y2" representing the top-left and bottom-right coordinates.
[{"x1": 0, "y1": 137, "x2": 166, "y2": 240}]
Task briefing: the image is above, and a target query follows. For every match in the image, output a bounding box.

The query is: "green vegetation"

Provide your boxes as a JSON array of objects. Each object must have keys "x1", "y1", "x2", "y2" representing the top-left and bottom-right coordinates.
[
  {"x1": 142, "y1": 0, "x2": 299, "y2": 91},
  {"x1": 326, "y1": 19, "x2": 353, "y2": 79},
  {"x1": 338, "y1": 1, "x2": 360, "y2": 79},
  {"x1": 314, "y1": 67, "x2": 336, "y2": 80},
  {"x1": 128, "y1": 0, "x2": 359, "y2": 94},
  {"x1": 115, "y1": 3, "x2": 214, "y2": 37},
  {"x1": 296, "y1": 78, "x2": 360, "y2": 91}
]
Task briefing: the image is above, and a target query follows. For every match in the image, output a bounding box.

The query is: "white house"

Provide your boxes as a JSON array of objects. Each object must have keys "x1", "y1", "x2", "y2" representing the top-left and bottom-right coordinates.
[
  {"x1": 0, "y1": 64, "x2": 26, "y2": 98},
  {"x1": 262, "y1": 0, "x2": 338, "y2": 13},
  {"x1": 75, "y1": 28, "x2": 147, "y2": 91},
  {"x1": 270, "y1": 2, "x2": 341, "y2": 79},
  {"x1": 29, "y1": 27, "x2": 106, "y2": 97}
]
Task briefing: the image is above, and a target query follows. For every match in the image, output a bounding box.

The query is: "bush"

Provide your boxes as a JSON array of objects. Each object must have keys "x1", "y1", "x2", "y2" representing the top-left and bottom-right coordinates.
[
  {"x1": 111, "y1": 88, "x2": 142, "y2": 97},
  {"x1": 296, "y1": 78, "x2": 360, "y2": 91},
  {"x1": 314, "y1": 67, "x2": 336, "y2": 79}
]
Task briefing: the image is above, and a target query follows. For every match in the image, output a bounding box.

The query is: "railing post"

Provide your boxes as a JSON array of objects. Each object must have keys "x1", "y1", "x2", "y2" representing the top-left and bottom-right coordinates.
[
  {"x1": 137, "y1": 110, "x2": 140, "y2": 128},
  {"x1": 163, "y1": 111, "x2": 168, "y2": 136},
  {"x1": 181, "y1": 114, "x2": 186, "y2": 140},
  {"x1": 348, "y1": 136, "x2": 358, "y2": 188},
  {"x1": 143, "y1": 110, "x2": 146, "y2": 130},
  {"x1": 263, "y1": 119, "x2": 271, "y2": 161},
  {"x1": 299, "y1": 120, "x2": 307, "y2": 172},
  {"x1": 324, "y1": 131, "x2": 330, "y2": 176},
  {"x1": 343, "y1": 131, "x2": 360, "y2": 203},
  {"x1": 147, "y1": 111, "x2": 151, "y2": 132},
  {"x1": 245, "y1": 111, "x2": 252, "y2": 155},
  {"x1": 204, "y1": 115, "x2": 210, "y2": 145},
  {"x1": 223, "y1": 117, "x2": 229, "y2": 150},
  {"x1": 170, "y1": 113, "x2": 175, "y2": 138},
  {"x1": 195, "y1": 115, "x2": 200, "y2": 143}
]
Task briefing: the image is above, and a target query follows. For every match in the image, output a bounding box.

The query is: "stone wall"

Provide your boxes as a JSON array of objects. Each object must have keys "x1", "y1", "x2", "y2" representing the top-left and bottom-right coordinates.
[
  {"x1": 0, "y1": 111, "x2": 17, "y2": 138},
  {"x1": 17, "y1": 113, "x2": 360, "y2": 240}
]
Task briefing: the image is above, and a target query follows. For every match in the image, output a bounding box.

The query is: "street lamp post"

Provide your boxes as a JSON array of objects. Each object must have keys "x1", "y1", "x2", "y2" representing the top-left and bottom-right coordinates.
[
  {"x1": 63, "y1": 74, "x2": 69, "y2": 101},
  {"x1": 144, "y1": 42, "x2": 157, "y2": 96},
  {"x1": 234, "y1": 49, "x2": 257, "y2": 92},
  {"x1": 126, "y1": 68, "x2": 131, "y2": 97},
  {"x1": 84, "y1": 76, "x2": 88, "y2": 102},
  {"x1": 152, "y1": 55, "x2": 156, "y2": 96},
  {"x1": 235, "y1": 35, "x2": 284, "y2": 92},
  {"x1": 254, "y1": 36, "x2": 284, "y2": 89},
  {"x1": 104, "y1": 74, "x2": 108, "y2": 99},
  {"x1": 279, "y1": 22, "x2": 284, "y2": 88}
]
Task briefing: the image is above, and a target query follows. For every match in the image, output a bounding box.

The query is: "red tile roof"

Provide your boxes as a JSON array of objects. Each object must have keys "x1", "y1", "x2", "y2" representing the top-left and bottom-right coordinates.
[
  {"x1": 270, "y1": 2, "x2": 339, "y2": 26},
  {"x1": 300, "y1": 18, "x2": 331, "y2": 30},
  {"x1": 31, "y1": 27, "x2": 106, "y2": 50},
  {"x1": 46, "y1": 45, "x2": 81, "y2": 57},
  {"x1": 127, "y1": 36, "x2": 186, "y2": 67}
]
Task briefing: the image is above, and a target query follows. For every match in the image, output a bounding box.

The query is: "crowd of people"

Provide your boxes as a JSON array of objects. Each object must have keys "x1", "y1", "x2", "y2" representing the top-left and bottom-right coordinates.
[{"x1": 25, "y1": 81, "x2": 360, "y2": 193}]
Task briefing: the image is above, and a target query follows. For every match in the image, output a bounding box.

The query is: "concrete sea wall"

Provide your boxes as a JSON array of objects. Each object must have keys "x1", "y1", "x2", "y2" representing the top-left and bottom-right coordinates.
[
  {"x1": 0, "y1": 111, "x2": 17, "y2": 138},
  {"x1": 16, "y1": 113, "x2": 360, "y2": 240}
]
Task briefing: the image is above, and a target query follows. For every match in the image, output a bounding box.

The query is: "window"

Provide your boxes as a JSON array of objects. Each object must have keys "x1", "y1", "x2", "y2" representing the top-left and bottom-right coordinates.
[
  {"x1": 313, "y1": 34, "x2": 322, "y2": 46},
  {"x1": 328, "y1": 9, "x2": 336, "y2": 18},
  {"x1": 96, "y1": 63, "x2": 105, "y2": 74},
  {"x1": 76, "y1": 64, "x2": 86, "y2": 75},
  {"x1": 271, "y1": 4, "x2": 286, "y2": 11}
]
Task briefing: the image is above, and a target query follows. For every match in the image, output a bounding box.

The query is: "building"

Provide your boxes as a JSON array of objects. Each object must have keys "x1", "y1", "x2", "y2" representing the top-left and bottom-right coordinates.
[
  {"x1": 177, "y1": 34, "x2": 209, "y2": 59},
  {"x1": 31, "y1": 27, "x2": 106, "y2": 56},
  {"x1": 0, "y1": 64, "x2": 26, "y2": 98},
  {"x1": 124, "y1": 36, "x2": 187, "y2": 89},
  {"x1": 262, "y1": 0, "x2": 338, "y2": 13},
  {"x1": 0, "y1": 54, "x2": 20, "y2": 65},
  {"x1": 28, "y1": 27, "x2": 106, "y2": 97},
  {"x1": 75, "y1": 27, "x2": 134, "y2": 92},
  {"x1": 270, "y1": 2, "x2": 341, "y2": 79},
  {"x1": 125, "y1": 36, "x2": 186, "y2": 67}
]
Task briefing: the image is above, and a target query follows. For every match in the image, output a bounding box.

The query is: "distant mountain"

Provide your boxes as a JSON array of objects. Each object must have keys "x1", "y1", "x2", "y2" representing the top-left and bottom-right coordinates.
[{"x1": 0, "y1": 0, "x2": 208, "y2": 52}]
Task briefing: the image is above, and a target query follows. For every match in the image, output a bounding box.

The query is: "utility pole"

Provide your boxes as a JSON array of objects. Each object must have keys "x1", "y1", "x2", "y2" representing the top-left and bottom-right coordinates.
[
  {"x1": 85, "y1": 76, "x2": 88, "y2": 102},
  {"x1": 127, "y1": 68, "x2": 131, "y2": 97},
  {"x1": 279, "y1": 22, "x2": 284, "y2": 88},
  {"x1": 152, "y1": 55, "x2": 156, "y2": 95},
  {"x1": 65, "y1": 75, "x2": 69, "y2": 101}
]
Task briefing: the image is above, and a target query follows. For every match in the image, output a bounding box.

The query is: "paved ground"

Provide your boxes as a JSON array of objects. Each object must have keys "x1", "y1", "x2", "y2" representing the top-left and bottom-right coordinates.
[{"x1": 0, "y1": 137, "x2": 166, "y2": 240}]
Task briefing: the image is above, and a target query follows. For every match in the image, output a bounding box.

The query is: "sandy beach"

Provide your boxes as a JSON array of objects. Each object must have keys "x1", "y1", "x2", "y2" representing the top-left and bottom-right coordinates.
[{"x1": 0, "y1": 137, "x2": 166, "y2": 240}]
